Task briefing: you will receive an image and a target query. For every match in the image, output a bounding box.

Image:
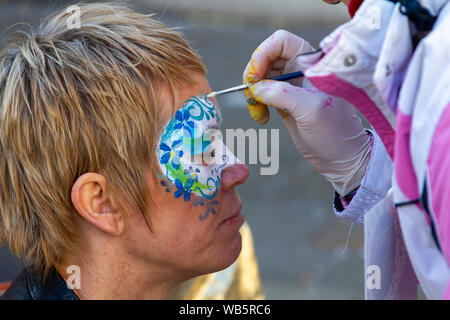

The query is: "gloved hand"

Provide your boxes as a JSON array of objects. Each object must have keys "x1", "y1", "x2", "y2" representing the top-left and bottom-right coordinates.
[{"x1": 243, "y1": 30, "x2": 373, "y2": 195}]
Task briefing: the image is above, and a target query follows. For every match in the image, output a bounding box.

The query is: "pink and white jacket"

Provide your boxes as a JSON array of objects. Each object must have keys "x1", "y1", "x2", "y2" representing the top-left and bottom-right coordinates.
[{"x1": 302, "y1": 0, "x2": 450, "y2": 299}]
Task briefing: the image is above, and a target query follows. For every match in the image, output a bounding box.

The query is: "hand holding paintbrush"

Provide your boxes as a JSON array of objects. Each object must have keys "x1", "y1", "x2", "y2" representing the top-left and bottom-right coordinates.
[
  {"x1": 206, "y1": 71, "x2": 305, "y2": 99},
  {"x1": 206, "y1": 71, "x2": 304, "y2": 124}
]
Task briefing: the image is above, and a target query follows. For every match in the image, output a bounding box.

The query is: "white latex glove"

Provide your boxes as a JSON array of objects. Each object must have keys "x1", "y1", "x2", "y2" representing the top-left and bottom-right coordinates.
[{"x1": 243, "y1": 30, "x2": 372, "y2": 195}]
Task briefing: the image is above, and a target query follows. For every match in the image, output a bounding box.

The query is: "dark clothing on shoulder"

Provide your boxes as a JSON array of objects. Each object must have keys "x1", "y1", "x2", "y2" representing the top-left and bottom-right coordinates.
[{"x1": 1, "y1": 267, "x2": 79, "y2": 300}]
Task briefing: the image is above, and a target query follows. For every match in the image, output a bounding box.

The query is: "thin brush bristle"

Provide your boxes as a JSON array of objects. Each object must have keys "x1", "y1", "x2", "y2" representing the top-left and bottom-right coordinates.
[{"x1": 206, "y1": 92, "x2": 217, "y2": 98}]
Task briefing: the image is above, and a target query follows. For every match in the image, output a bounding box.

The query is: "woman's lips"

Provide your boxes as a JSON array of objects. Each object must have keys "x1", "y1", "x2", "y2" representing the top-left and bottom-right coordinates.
[
  {"x1": 219, "y1": 204, "x2": 244, "y2": 227},
  {"x1": 220, "y1": 213, "x2": 244, "y2": 227}
]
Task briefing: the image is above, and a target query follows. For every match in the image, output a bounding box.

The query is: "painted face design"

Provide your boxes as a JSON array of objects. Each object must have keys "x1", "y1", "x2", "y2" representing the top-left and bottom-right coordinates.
[{"x1": 157, "y1": 95, "x2": 238, "y2": 206}]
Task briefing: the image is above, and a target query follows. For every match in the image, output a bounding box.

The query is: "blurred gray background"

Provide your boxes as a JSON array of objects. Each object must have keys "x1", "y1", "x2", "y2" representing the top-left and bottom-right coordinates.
[{"x1": 0, "y1": 0, "x2": 365, "y2": 299}]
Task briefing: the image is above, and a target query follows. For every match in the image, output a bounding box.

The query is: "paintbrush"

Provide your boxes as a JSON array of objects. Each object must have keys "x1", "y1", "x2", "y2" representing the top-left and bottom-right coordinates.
[{"x1": 206, "y1": 71, "x2": 304, "y2": 99}]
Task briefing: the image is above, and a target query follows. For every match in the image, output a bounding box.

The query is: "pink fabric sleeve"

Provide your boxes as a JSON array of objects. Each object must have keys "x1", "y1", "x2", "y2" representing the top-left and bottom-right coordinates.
[
  {"x1": 444, "y1": 280, "x2": 450, "y2": 300},
  {"x1": 427, "y1": 103, "x2": 450, "y2": 265}
]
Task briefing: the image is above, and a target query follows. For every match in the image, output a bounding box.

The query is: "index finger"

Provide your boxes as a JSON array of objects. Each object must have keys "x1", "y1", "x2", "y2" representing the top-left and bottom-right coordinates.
[{"x1": 243, "y1": 30, "x2": 313, "y2": 83}]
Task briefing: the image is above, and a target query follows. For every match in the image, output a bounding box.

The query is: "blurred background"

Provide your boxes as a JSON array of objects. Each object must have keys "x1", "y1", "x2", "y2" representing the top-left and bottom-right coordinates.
[{"x1": 0, "y1": 0, "x2": 365, "y2": 299}]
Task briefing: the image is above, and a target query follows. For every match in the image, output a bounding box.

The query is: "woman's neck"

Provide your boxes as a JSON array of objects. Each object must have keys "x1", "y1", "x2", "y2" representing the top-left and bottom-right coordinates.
[{"x1": 55, "y1": 246, "x2": 184, "y2": 299}]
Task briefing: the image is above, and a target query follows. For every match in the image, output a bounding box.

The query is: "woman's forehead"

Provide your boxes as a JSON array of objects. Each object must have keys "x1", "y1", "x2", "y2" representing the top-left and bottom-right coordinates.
[
  {"x1": 171, "y1": 75, "x2": 222, "y2": 128},
  {"x1": 177, "y1": 73, "x2": 212, "y2": 105},
  {"x1": 159, "y1": 73, "x2": 221, "y2": 124}
]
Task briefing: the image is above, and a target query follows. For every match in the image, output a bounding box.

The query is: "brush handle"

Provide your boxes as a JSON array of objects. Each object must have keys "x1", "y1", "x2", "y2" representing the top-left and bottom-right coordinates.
[
  {"x1": 270, "y1": 71, "x2": 304, "y2": 82},
  {"x1": 207, "y1": 71, "x2": 305, "y2": 98}
]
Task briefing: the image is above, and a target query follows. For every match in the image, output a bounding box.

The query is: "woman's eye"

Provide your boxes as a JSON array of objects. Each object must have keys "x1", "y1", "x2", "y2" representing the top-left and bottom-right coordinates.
[
  {"x1": 200, "y1": 147, "x2": 216, "y2": 166},
  {"x1": 203, "y1": 148, "x2": 215, "y2": 160}
]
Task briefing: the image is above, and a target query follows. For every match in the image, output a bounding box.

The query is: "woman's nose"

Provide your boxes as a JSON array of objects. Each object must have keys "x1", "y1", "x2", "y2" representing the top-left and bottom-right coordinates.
[{"x1": 221, "y1": 164, "x2": 250, "y2": 192}]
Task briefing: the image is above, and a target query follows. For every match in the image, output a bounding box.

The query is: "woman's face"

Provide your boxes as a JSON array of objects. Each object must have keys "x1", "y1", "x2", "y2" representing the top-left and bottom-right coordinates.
[{"x1": 125, "y1": 72, "x2": 249, "y2": 282}]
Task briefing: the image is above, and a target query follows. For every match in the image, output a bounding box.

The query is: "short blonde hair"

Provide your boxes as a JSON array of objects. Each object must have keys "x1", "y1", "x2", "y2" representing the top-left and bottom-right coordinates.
[{"x1": 0, "y1": 2, "x2": 206, "y2": 276}]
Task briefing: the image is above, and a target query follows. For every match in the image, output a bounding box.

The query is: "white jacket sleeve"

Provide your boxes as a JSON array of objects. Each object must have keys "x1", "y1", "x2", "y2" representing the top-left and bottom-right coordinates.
[{"x1": 333, "y1": 130, "x2": 393, "y2": 224}]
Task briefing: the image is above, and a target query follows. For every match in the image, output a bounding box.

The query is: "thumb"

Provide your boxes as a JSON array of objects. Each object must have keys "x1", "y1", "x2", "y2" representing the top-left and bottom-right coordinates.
[{"x1": 249, "y1": 80, "x2": 323, "y2": 115}]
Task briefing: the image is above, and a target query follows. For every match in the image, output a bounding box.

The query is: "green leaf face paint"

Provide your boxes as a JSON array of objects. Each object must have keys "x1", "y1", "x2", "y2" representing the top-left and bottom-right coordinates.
[{"x1": 157, "y1": 95, "x2": 238, "y2": 202}]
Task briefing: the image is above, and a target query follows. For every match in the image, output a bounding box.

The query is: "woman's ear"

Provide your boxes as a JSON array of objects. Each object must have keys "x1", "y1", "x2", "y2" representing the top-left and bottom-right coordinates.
[{"x1": 71, "y1": 173, "x2": 124, "y2": 236}]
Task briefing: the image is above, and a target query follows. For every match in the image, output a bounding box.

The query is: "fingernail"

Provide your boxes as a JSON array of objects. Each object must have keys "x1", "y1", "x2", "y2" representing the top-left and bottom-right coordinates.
[
  {"x1": 245, "y1": 60, "x2": 259, "y2": 82},
  {"x1": 246, "y1": 97, "x2": 257, "y2": 105}
]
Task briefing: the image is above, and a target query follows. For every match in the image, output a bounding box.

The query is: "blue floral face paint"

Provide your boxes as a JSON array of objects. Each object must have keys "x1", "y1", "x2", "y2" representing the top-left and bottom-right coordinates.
[{"x1": 157, "y1": 95, "x2": 238, "y2": 203}]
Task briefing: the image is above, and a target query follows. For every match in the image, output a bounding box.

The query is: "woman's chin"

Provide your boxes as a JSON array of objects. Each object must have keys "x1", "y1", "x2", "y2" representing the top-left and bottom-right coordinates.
[
  {"x1": 182, "y1": 231, "x2": 243, "y2": 280},
  {"x1": 213, "y1": 232, "x2": 243, "y2": 273}
]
